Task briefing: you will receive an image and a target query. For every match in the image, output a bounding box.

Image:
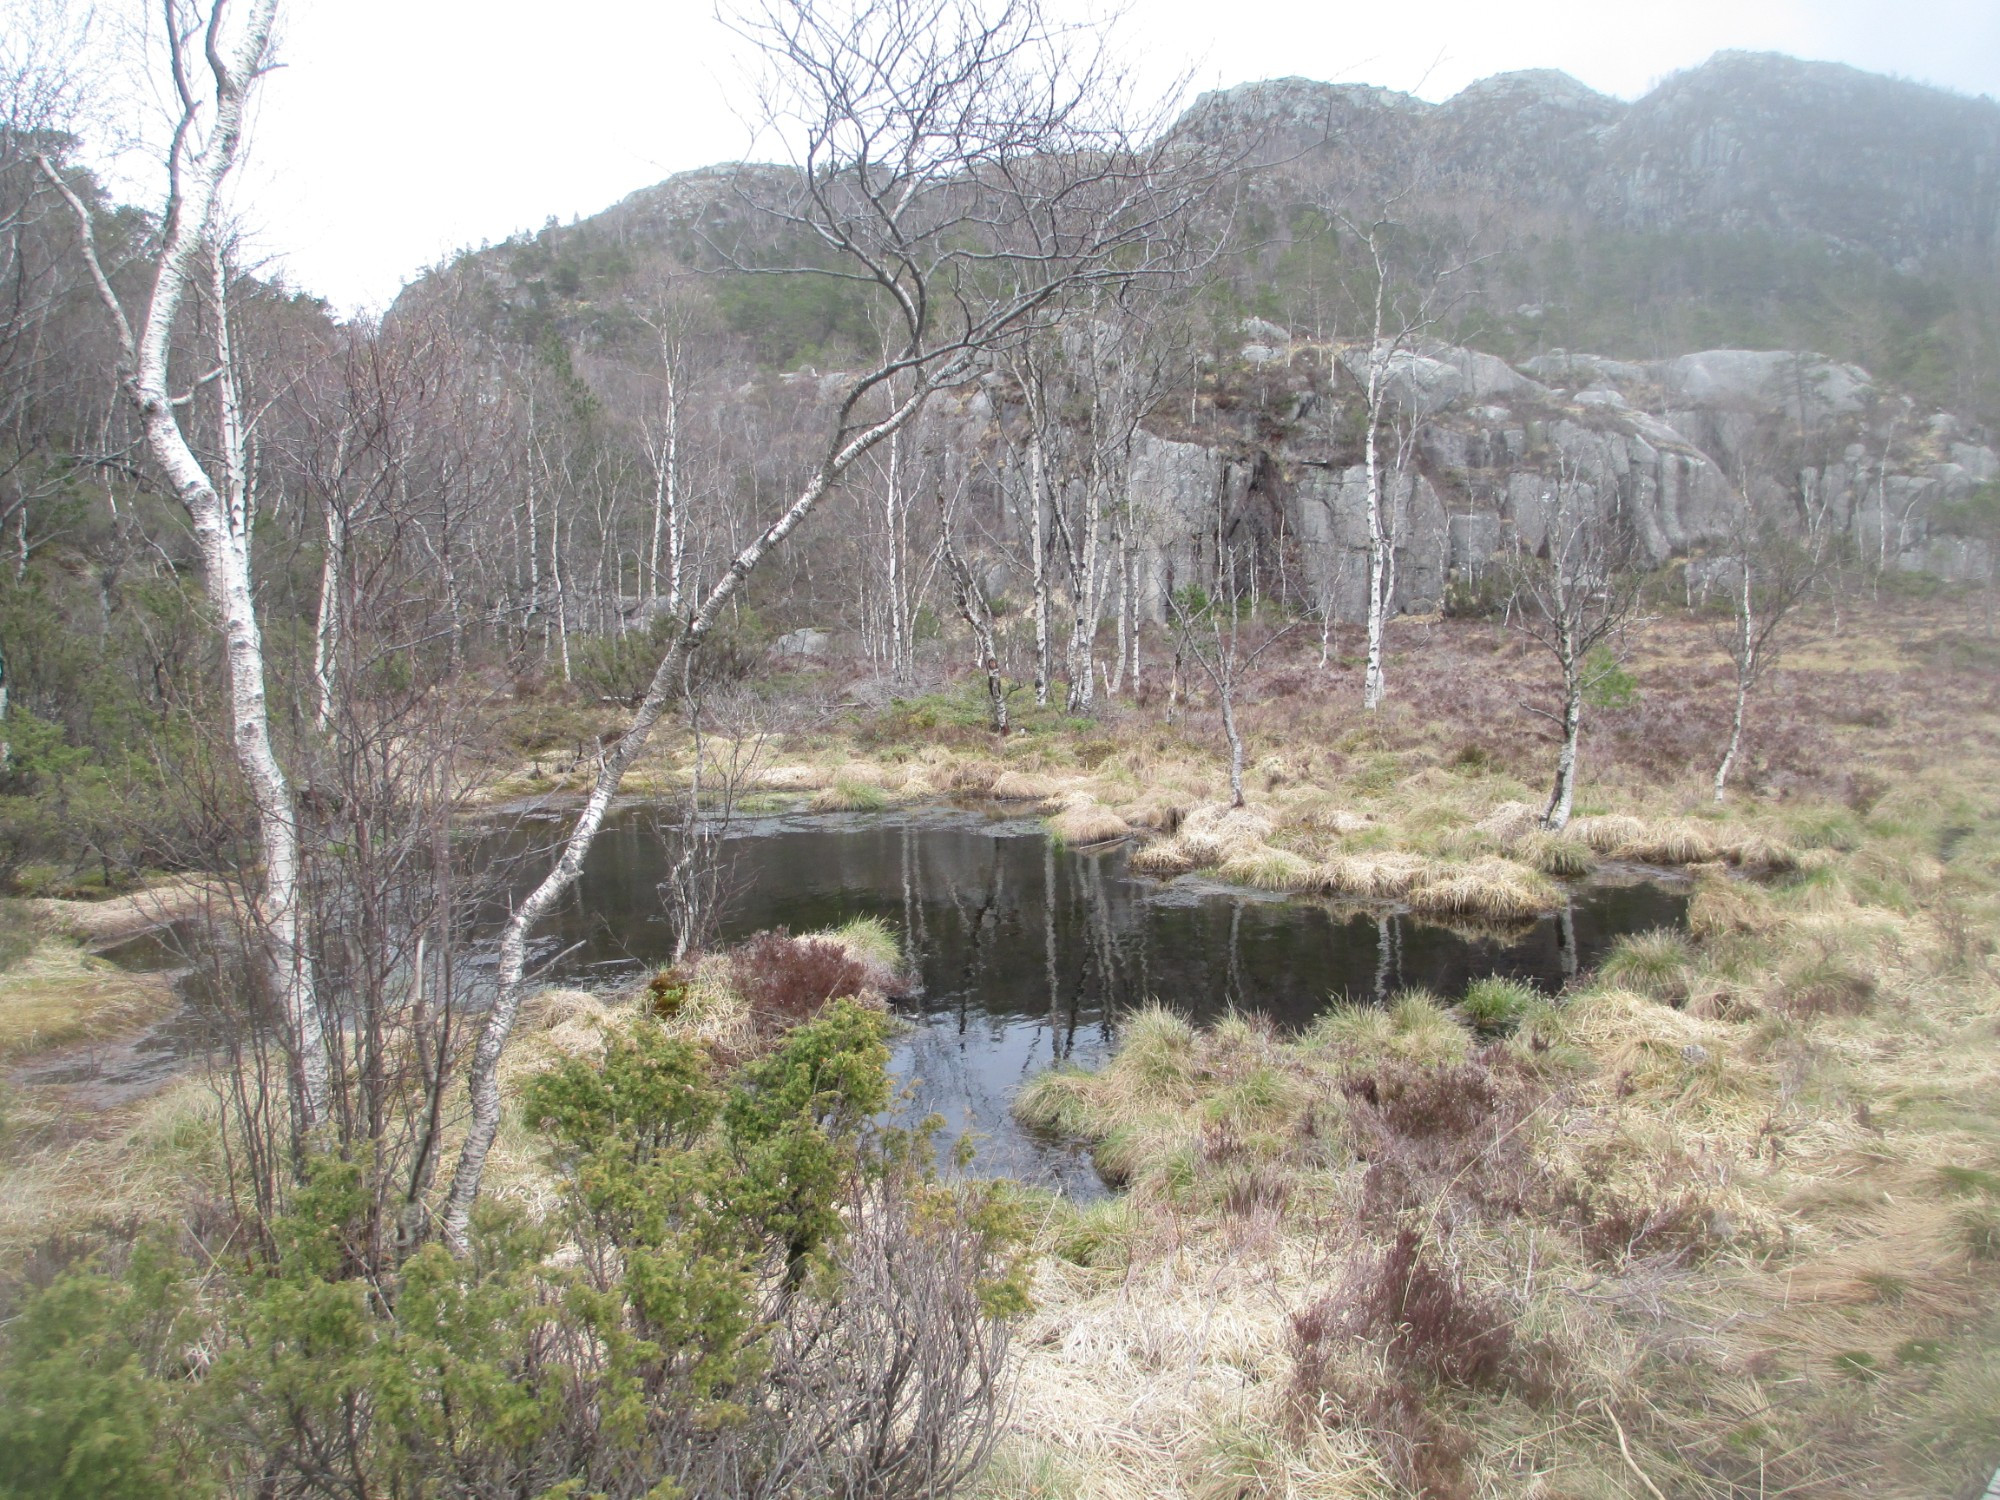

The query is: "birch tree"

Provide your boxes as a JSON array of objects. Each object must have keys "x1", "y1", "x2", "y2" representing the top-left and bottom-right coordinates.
[
  {"x1": 937, "y1": 463, "x2": 1008, "y2": 730},
  {"x1": 1059, "y1": 303, "x2": 1177, "y2": 710},
  {"x1": 442, "y1": 0, "x2": 1219, "y2": 1247},
  {"x1": 1335, "y1": 209, "x2": 1472, "y2": 710},
  {"x1": 1712, "y1": 508, "x2": 1824, "y2": 801},
  {"x1": 636, "y1": 283, "x2": 708, "y2": 618},
  {"x1": 1504, "y1": 463, "x2": 1644, "y2": 832},
  {"x1": 39, "y1": 0, "x2": 331, "y2": 1125},
  {"x1": 1166, "y1": 549, "x2": 1291, "y2": 809},
  {"x1": 1007, "y1": 336, "x2": 1057, "y2": 704}
]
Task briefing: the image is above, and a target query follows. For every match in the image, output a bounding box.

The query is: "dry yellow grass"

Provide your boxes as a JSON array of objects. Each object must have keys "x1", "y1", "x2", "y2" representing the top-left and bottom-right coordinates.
[
  {"x1": 757, "y1": 762, "x2": 831, "y2": 790},
  {"x1": 1127, "y1": 840, "x2": 1197, "y2": 877},
  {"x1": 1401, "y1": 855, "x2": 1557, "y2": 920},
  {"x1": 1049, "y1": 797, "x2": 1132, "y2": 847},
  {"x1": 1314, "y1": 850, "x2": 1438, "y2": 900},
  {"x1": 29, "y1": 876, "x2": 225, "y2": 943},
  {"x1": 0, "y1": 940, "x2": 178, "y2": 1061},
  {"x1": 991, "y1": 770, "x2": 1063, "y2": 801},
  {"x1": 0, "y1": 1075, "x2": 221, "y2": 1257},
  {"x1": 993, "y1": 801, "x2": 2000, "y2": 1499},
  {"x1": 1216, "y1": 845, "x2": 1317, "y2": 890}
]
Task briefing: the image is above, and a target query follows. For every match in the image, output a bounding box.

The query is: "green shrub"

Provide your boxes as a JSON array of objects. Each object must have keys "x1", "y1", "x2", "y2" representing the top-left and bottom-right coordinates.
[
  {"x1": 0, "y1": 1240, "x2": 207, "y2": 1500},
  {"x1": 0, "y1": 1002, "x2": 1023, "y2": 1500}
]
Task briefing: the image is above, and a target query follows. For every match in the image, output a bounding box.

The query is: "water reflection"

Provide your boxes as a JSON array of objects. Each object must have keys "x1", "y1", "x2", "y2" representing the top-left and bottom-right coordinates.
[{"x1": 494, "y1": 804, "x2": 1689, "y2": 1193}]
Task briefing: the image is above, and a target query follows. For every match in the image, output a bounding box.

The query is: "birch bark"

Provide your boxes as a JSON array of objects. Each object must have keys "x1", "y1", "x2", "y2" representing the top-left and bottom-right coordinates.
[
  {"x1": 443, "y1": 378, "x2": 942, "y2": 1248},
  {"x1": 1026, "y1": 402, "x2": 1052, "y2": 706},
  {"x1": 1714, "y1": 561, "x2": 1754, "y2": 803},
  {"x1": 41, "y1": 0, "x2": 328, "y2": 1125}
]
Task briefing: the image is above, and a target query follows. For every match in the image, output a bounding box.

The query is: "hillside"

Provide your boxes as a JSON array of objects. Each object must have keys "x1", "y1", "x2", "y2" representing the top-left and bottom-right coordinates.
[{"x1": 401, "y1": 51, "x2": 2000, "y2": 428}]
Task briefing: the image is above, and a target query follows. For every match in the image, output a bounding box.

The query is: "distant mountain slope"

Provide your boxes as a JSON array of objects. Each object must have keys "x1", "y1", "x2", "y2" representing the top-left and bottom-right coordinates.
[
  {"x1": 399, "y1": 51, "x2": 2000, "y2": 425},
  {"x1": 1180, "y1": 51, "x2": 2000, "y2": 264}
]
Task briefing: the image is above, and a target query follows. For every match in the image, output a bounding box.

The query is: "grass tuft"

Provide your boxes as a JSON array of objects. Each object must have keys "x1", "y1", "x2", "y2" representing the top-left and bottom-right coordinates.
[
  {"x1": 1405, "y1": 858, "x2": 1558, "y2": 920},
  {"x1": 1599, "y1": 928, "x2": 1696, "y2": 1004},
  {"x1": 810, "y1": 776, "x2": 890, "y2": 812},
  {"x1": 990, "y1": 770, "x2": 1061, "y2": 801},
  {"x1": 1459, "y1": 976, "x2": 1538, "y2": 1033},
  {"x1": 1047, "y1": 801, "x2": 1130, "y2": 847},
  {"x1": 1515, "y1": 830, "x2": 1597, "y2": 877},
  {"x1": 1217, "y1": 845, "x2": 1316, "y2": 891}
]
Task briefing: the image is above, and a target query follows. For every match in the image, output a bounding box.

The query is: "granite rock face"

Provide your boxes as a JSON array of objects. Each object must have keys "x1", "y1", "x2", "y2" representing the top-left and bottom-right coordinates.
[{"x1": 1119, "y1": 339, "x2": 1996, "y2": 623}]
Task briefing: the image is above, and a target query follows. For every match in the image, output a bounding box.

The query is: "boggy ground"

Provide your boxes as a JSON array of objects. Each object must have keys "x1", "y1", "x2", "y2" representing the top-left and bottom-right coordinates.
[
  {"x1": 468, "y1": 593, "x2": 2000, "y2": 1498},
  {"x1": 2, "y1": 592, "x2": 1995, "y2": 1496},
  {"x1": 486, "y1": 592, "x2": 1998, "y2": 926}
]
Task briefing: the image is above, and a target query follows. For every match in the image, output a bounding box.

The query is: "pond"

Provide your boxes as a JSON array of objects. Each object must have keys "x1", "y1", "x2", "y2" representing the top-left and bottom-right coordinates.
[{"x1": 495, "y1": 803, "x2": 1690, "y2": 1195}]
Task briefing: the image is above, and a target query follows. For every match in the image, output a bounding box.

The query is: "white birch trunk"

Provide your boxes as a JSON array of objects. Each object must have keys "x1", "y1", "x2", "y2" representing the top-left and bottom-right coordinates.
[
  {"x1": 1066, "y1": 446, "x2": 1104, "y2": 711},
  {"x1": 1542, "y1": 652, "x2": 1583, "y2": 831},
  {"x1": 886, "y1": 424, "x2": 907, "y2": 681},
  {"x1": 551, "y1": 491, "x2": 571, "y2": 682},
  {"x1": 1715, "y1": 560, "x2": 1754, "y2": 802},
  {"x1": 1221, "y1": 672, "x2": 1245, "y2": 808},
  {"x1": 1109, "y1": 515, "x2": 1130, "y2": 696},
  {"x1": 443, "y1": 377, "x2": 942, "y2": 1249},
  {"x1": 1028, "y1": 423, "x2": 1051, "y2": 707},
  {"x1": 311, "y1": 426, "x2": 352, "y2": 735},
  {"x1": 41, "y1": 0, "x2": 329, "y2": 1126},
  {"x1": 313, "y1": 510, "x2": 343, "y2": 734},
  {"x1": 653, "y1": 355, "x2": 684, "y2": 616},
  {"x1": 1362, "y1": 307, "x2": 1390, "y2": 711}
]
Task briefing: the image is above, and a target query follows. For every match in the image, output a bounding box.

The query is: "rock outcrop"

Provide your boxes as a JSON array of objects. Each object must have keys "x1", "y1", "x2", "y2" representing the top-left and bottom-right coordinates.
[{"x1": 1119, "y1": 331, "x2": 1996, "y2": 623}]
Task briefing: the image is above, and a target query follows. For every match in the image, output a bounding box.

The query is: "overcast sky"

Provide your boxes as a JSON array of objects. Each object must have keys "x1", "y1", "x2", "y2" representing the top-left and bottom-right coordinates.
[{"x1": 182, "y1": 0, "x2": 2000, "y2": 314}]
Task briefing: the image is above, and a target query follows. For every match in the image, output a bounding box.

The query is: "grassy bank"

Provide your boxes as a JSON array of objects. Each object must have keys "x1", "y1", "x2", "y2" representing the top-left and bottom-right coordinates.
[
  {"x1": 2, "y1": 593, "x2": 1994, "y2": 1495},
  {"x1": 986, "y1": 779, "x2": 1999, "y2": 1498},
  {"x1": 478, "y1": 596, "x2": 1996, "y2": 931},
  {"x1": 0, "y1": 902, "x2": 204, "y2": 1258}
]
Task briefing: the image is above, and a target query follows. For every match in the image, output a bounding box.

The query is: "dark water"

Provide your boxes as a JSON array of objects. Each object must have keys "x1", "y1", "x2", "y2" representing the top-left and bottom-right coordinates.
[{"x1": 494, "y1": 804, "x2": 1688, "y2": 1195}]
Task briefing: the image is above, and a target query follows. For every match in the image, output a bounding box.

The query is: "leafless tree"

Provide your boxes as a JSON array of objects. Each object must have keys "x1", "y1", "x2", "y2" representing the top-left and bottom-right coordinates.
[
  {"x1": 659, "y1": 687, "x2": 767, "y2": 962},
  {"x1": 1711, "y1": 503, "x2": 1827, "y2": 802},
  {"x1": 37, "y1": 0, "x2": 334, "y2": 1124},
  {"x1": 442, "y1": 0, "x2": 1224, "y2": 1246},
  {"x1": 636, "y1": 280, "x2": 710, "y2": 619},
  {"x1": 1168, "y1": 546, "x2": 1292, "y2": 809},
  {"x1": 936, "y1": 461, "x2": 1008, "y2": 731},
  {"x1": 1333, "y1": 205, "x2": 1476, "y2": 710},
  {"x1": 1504, "y1": 462, "x2": 1645, "y2": 831},
  {"x1": 1059, "y1": 303, "x2": 1179, "y2": 710},
  {"x1": 1005, "y1": 334, "x2": 1058, "y2": 704}
]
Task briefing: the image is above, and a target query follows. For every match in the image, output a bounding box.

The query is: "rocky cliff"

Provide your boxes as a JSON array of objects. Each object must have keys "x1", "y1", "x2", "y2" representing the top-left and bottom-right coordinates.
[{"x1": 1117, "y1": 330, "x2": 1997, "y2": 624}]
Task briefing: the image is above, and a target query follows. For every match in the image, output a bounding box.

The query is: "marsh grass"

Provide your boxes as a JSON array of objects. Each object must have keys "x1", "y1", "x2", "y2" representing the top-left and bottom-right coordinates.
[
  {"x1": 1514, "y1": 829, "x2": 1596, "y2": 877},
  {"x1": 1457, "y1": 976, "x2": 1537, "y2": 1033},
  {"x1": 0, "y1": 939, "x2": 177, "y2": 1062},
  {"x1": 809, "y1": 775, "x2": 891, "y2": 812},
  {"x1": 1599, "y1": 928, "x2": 1697, "y2": 1004},
  {"x1": 996, "y1": 756, "x2": 2000, "y2": 1498},
  {"x1": 1046, "y1": 799, "x2": 1130, "y2": 847},
  {"x1": 1402, "y1": 857, "x2": 1556, "y2": 920},
  {"x1": 1216, "y1": 845, "x2": 1315, "y2": 890}
]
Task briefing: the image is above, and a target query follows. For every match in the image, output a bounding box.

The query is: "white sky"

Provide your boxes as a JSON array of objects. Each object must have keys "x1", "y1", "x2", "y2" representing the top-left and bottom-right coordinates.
[{"x1": 102, "y1": 0, "x2": 2000, "y2": 315}]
